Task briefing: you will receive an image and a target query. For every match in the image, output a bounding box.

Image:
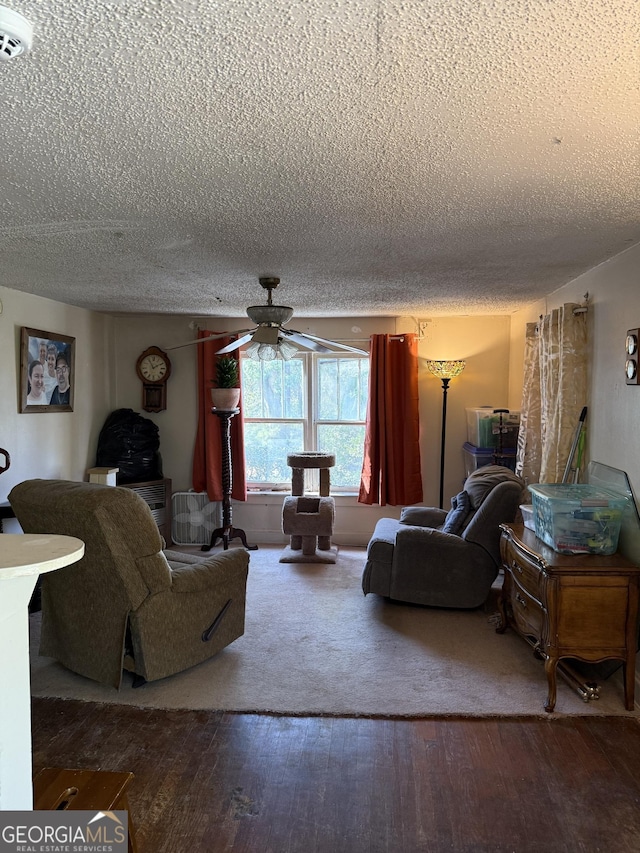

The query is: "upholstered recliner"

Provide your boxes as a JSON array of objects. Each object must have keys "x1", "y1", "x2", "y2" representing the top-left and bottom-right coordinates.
[
  {"x1": 362, "y1": 465, "x2": 525, "y2": 608},
  {"x1": 9, "y1": 479, "x2": 249, "y2": 688}
]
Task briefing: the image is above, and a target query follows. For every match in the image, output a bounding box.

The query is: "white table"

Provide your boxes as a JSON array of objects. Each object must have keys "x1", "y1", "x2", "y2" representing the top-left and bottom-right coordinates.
[{"x1": 0, "y1": 534, "x2": 84, "y2": 810}]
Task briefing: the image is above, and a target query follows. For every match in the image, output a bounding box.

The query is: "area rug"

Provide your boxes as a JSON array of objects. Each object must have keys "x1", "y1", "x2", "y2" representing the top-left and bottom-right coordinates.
[{"x1": 29, "y1": 545, "x2": 639, "y2": 717}]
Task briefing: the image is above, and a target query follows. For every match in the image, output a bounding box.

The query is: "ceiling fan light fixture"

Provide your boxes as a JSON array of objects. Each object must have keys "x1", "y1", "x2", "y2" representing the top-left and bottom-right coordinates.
[
  {"x1": 252, "y1": 324, "x2": 281, "y2": 345},
  {"x1": 246, "y1": 338, "x2": 299, "y2": 362},
  {"x1": 246, "y1": 304, "x2": 294, "y2": 325},
  {"x1": 277, "y1": 338, "x2": 299, "y2": 360},
  {"x1": 246, "y1": 342, "x2": 277, "y2": 361}
]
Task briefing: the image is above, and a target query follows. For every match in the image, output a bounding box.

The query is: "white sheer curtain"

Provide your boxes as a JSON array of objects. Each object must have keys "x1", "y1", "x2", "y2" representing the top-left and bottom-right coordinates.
[{"x1": 516, "y1": 303, "x2": 588, "y2": 486}]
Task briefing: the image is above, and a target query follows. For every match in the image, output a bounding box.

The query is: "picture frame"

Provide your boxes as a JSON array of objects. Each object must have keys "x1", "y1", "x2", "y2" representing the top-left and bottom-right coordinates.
[{"x1": 20, "y1": 327, "x2": 75, "y2": 413}]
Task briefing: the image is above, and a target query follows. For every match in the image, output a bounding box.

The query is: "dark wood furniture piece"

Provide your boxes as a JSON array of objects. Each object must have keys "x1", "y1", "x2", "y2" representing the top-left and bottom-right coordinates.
[
  {"x1": 497, "y1": 522, "x2": 640, "y2": 712},
  {"x1": 202, "y1": 409, "x2": 257, "y2": 552},
  {"x1": 34, "y1": 767, "x2": 138, "y2": 853},
  {"x1": 121, "y1": 477, "x2": 172, "y2": 545}
]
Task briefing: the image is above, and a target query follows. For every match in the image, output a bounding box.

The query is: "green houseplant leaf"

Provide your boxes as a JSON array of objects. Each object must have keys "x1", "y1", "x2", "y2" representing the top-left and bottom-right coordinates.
[{"x1": 214, "y1": 355, "x2": 239, "y2": 388}]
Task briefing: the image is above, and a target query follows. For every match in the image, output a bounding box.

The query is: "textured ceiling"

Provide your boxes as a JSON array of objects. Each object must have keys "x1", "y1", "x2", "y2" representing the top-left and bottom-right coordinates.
[{"x1": 1, "y1": 0, "x2": 638, "y2": 318}]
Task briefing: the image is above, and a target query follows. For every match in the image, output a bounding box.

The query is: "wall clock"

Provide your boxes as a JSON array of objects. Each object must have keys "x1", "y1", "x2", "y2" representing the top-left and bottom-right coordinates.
[
  {"x1": 625, "y1": 329, "x2": 639, "y2": 386},
  {"x1": 136, "y1": 346, "x2": 172, "y2": 411}
]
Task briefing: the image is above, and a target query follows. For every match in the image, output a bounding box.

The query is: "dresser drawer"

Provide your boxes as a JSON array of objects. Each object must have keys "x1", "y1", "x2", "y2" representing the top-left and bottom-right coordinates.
[
  {"x1": 508, "y1": 577, "x2": 545, "y2": 640},
  {"x1": 503, "y1": 540, "x2": 545, "y2": 603}
]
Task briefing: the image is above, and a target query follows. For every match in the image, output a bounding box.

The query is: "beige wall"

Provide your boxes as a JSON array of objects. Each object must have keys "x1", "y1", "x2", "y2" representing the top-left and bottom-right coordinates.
[
  {"x1": 0, "y1": 286, "x2": 113, "y2": 530},
  {"x1": 416, "y1": 315, "x2": 512, "y2": 509},
  {"x1": 13, "y1": 252, "x2": 637, "y2": 548}
]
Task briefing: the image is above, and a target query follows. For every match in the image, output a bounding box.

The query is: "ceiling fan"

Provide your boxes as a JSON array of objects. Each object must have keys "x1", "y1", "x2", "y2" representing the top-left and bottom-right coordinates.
[{"x1": 173, "y1": 277, "x2": 367, "y2": 359}]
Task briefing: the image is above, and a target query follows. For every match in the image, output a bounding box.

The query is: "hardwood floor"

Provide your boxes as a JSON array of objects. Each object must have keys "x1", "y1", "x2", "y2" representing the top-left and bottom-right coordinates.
[{"x1": 31, "y1": 698, "x2": 640, "y2": 853}]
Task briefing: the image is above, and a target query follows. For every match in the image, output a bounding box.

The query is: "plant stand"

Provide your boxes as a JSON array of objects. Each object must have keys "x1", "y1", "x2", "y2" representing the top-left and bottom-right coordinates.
[{"x1": 201, "y1": 408, "x2": 257, "y2": 552}]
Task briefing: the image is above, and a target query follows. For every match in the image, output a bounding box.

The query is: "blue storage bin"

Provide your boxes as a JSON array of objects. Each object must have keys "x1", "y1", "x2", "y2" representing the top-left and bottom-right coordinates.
[{"x1": 462, "y1": 442, "x2": 516, "y2": 478}]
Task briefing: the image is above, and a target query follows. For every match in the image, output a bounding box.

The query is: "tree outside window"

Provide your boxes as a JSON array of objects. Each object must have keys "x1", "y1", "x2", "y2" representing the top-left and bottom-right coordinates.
[{"x1": 242, "y1": 353, "x2": 369, "y2": 491}]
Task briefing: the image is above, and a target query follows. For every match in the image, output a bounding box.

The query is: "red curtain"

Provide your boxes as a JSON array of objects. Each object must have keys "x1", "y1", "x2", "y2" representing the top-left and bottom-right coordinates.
[
  {"x1": 192, "y1": 330, "x2": 247, "y2": 502},
  {"x1": 358, "y1": 333, "x2": 423, "y2": 506}
]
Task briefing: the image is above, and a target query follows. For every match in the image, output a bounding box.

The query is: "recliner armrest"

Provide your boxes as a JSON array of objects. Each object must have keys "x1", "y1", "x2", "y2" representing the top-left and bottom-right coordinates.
[{"x1": 400, "y1": 506, "x2": 447, "y2": 528}]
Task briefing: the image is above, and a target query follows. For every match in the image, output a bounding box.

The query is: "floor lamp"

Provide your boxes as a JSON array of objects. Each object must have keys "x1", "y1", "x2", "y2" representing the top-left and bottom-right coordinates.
[{"x1": 426, "y1": 359, "x2": 466, "y2": 509}]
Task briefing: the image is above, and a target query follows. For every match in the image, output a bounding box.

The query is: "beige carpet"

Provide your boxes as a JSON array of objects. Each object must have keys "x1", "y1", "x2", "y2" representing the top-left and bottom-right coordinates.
[{"x1": 29, "y1": 545, "x2": 640, "y2": 717}]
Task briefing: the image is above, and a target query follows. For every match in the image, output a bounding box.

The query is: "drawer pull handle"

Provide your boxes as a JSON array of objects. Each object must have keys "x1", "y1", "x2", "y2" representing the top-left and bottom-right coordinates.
[
  {"x1": 516, "y1": 593, "x2": 527, "y2": 609},
  {"x1": 511, "y1": 560, "x2": 523, "y2": 574}
]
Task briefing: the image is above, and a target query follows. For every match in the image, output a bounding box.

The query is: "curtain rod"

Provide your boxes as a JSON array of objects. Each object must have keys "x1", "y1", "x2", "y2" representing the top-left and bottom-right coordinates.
[
  {"x1": 540, "y1": 295, "x2": 590, "y2": 320},
  {"x1": 539, "y1": 305, "x2": 589, "y2": 321}
]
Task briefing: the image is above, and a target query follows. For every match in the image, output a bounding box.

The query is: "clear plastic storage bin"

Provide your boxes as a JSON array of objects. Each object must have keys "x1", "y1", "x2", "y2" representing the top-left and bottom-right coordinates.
[
  {"x1": 466, "y1": 407, "x2": 520, "y2": 449},
  {"x1": 519, "y1": 504, "x2": 535, "y2": 531},
  {"x1": 528, "y1": 483, "x2": 629, "y2": 555}
]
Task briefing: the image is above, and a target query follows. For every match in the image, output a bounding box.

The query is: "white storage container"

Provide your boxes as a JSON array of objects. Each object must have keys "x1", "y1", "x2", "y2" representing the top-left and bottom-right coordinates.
[{"x1": 519, "y1": 504, "x2": 535, "y2": 531}]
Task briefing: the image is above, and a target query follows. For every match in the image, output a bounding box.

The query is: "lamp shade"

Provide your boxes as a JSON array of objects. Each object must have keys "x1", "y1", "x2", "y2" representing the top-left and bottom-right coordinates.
[{"x1": 426, "y1": 359, "x2": 466, "y2": 380}]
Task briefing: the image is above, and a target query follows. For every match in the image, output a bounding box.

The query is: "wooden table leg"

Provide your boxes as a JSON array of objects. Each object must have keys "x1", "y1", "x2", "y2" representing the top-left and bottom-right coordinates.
[{"x1": 544, "y1": 655, "x2": 558, "y2": 713}]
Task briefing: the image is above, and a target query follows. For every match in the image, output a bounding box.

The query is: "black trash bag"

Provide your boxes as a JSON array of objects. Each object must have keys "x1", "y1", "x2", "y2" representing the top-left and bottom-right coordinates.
[{"x1": 95, "y1": 408, "x2": 163, "y2": 484}]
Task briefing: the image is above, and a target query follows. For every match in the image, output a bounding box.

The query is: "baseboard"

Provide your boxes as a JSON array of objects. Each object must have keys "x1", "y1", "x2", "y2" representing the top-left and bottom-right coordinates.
[{"x1": 241, "y1": 530, "x2": 368, "y2": 547}]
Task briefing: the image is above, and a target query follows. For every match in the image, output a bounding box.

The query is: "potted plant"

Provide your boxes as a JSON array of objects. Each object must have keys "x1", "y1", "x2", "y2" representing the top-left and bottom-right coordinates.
[{"x1": 210, "y1": 356, "x2": 240, "y2": 410}]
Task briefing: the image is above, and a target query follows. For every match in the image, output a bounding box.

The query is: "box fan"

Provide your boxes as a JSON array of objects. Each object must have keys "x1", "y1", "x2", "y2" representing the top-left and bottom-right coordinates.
[{"x1": 171, "y1": 492, "x2": 222, "y2": 546}]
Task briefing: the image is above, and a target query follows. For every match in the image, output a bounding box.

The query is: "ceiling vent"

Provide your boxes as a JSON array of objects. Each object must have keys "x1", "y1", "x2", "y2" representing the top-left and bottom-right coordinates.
[{"x1": 0, "y1": 5, "x2": 33, "y2": 61}]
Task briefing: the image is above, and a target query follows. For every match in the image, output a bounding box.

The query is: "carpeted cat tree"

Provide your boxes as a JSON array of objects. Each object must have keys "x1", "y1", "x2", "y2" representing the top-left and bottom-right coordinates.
[{"x1": 280, "y1": 452, "x2": 338, "y2": 563}]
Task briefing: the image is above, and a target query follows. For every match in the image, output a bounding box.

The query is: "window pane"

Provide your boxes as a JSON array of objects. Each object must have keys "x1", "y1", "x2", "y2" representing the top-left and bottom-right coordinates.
[
  {"x1": 283, "y1": 359, "x2": 304, "y2": 418},
  {"x1": 338, "y1": 358, "x2": 361, "y2": 420},
  {"x1": 241, "y1": 358, "x2": 303, "y2": 419},
  {"x1": 241, "y1": 359, "x2": 263, "y2": 418},
  {"x1": 318, "y1": 358, "x2": 338, "y2": 419},
  {"x1": 318, "y1": 424, "x2": 366, "y2": 488},
  {"x1": 244, "y1": 422, "x2": 304, "y2": 482},
  {"x1": 317, "y1": 357, "x2": 369, "y2": 421}
]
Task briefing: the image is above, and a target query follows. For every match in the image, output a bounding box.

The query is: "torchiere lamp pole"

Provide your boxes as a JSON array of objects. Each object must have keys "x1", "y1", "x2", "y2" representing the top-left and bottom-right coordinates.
[{"x1": 426, "y1": 360, "x2": 466, "y2": 509}]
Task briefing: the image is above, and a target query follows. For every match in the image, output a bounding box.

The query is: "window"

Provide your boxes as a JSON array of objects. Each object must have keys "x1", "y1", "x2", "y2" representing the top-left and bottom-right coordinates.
[{"x1": 242, "y1": 353, "x2": 369, "y2": 491}]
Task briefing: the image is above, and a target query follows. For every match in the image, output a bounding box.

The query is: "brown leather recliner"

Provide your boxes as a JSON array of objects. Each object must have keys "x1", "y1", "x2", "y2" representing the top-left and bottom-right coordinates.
[{"x1": 9, "y1": 479, "x2": 249, "y2": 688}]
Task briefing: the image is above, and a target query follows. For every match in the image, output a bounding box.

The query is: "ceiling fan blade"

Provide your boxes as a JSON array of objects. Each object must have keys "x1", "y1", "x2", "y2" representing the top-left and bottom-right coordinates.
[
  {"x1": 167, "y1": 329, "x2": 252, "y2": 350},
  {"x1": 287, "y1": 329, "x2": 368, "y2": 355},
  {"x1": 215, "y1": 333, "x2": 255, "y2": 354},
  {"x1": 167, "y1": 333, "x2": 227, "y2": 351},
  {"x1": 282, "y1": 330, "x2": 334, "y2": 353}
]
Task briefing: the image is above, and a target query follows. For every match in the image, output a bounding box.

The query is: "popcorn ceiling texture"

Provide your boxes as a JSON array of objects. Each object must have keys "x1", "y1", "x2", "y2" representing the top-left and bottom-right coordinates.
[{"x1": 0, "y1": 0, "x2": 638, "y2": 317}]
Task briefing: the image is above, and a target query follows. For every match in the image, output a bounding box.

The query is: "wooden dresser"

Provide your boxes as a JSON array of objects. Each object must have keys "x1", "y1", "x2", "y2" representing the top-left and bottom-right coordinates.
[{"x1": 497, "y1": 523, "x2": 640, "y2": 712}]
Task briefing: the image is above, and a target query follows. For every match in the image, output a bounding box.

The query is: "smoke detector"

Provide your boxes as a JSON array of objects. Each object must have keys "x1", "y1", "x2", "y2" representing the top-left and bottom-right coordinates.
[{"x1": 0, "y1": 5, "x2": 33, "y2": 61}]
